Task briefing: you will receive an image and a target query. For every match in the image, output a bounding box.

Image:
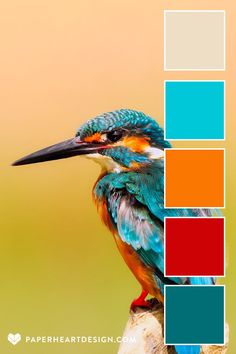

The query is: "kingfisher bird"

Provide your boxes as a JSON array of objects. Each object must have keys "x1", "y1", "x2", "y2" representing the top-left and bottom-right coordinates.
[{"x1": 13, "y1": 109, "x2": 218, "y2": 354}]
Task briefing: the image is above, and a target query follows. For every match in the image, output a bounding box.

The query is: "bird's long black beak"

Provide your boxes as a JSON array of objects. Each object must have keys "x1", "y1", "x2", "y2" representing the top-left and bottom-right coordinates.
[{"x1": 12, "y1": 137, "x2": 105, "y2": 166}]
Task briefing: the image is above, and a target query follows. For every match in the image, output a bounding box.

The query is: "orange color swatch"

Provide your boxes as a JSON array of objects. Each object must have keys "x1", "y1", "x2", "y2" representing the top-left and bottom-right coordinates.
[{"x1": 165, "y1": 149, "x2": 225, "y2": 208}]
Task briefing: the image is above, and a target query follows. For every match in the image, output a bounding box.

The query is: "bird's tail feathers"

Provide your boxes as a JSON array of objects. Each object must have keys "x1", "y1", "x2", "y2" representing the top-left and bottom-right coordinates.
[{"x1": 175, "y1": 345, "x2": 200, "y2": 354}]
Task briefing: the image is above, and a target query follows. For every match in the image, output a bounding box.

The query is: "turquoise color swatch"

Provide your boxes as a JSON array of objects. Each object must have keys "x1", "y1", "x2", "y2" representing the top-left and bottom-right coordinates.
[
  {"x1": 165, "y1": 81, "x2": 225, "y2": 140},
  {"x1": 165, "y1": 285, "x2": 224, "y2": 344}
]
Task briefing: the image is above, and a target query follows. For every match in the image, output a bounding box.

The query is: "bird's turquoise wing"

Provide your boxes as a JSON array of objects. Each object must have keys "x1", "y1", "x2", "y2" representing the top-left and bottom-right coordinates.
[{"x1": 111, "y1": 191, "x2": 186, "y2": 290}]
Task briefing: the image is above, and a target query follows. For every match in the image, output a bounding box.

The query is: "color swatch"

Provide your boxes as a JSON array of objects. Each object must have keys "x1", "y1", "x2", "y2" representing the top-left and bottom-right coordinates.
[
  {"x1": 164, "y1": 11, "x2": 225, "y2": 71},
  {"x1": 165, "y1": 149, "x2": 225, "y2": 208},
  {"x1": 163, "y1": 6, "x2": 227, "y2": 350},
  {"x1": 165, "y1": 81, "x2": 225, "y2": 140},
  {"x1": 165, "y1": 285, "x2": 225, "y2": 345},
  {"x1": 165, "y1": 217, "x2": 225, "y2": 277}
]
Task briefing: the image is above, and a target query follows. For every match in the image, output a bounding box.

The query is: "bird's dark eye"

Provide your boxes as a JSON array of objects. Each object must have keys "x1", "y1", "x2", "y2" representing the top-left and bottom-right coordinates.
[{"x1": 106, "y1": 130, "x2": 123, "y2": 142}]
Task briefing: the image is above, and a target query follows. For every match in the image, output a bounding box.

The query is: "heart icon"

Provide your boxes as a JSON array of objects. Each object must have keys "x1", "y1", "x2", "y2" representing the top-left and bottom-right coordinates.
[{"x1": 8, "y1": 333, "x2": 21, "y2": 345}]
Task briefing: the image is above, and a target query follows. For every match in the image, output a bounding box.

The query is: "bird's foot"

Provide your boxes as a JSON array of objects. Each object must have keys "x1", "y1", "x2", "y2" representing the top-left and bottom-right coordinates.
[{"x1": 130, "y1": 289, "x2": 151, "y2": 311}]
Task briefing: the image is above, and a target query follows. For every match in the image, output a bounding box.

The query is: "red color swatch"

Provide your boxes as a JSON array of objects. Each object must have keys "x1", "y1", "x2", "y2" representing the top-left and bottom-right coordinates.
[{"x1": 165, "y1": 217, "x2": 225, "y2": 276}]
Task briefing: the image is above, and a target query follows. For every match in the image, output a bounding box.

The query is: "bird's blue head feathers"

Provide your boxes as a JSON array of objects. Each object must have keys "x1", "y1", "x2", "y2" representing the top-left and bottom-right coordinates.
[
  {"x1": 75, "y1": 109, "x2": 171, "y2": 170},
  {"x1": 77, "y1": 109, "x2": 170, "y2": 149}
]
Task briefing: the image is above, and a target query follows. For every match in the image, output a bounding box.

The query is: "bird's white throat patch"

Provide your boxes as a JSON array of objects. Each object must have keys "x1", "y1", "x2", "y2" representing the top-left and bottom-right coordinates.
[
  {"x1": 85, "y1": 146, "x2": 164, "y2": 173},
  {"x1": 86, "y1": 153, "x2": 123, "y2": 173}
]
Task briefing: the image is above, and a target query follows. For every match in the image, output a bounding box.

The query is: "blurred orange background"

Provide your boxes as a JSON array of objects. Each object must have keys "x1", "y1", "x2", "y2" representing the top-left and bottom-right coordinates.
[{"x1": 0, "y1": 0, "x2": 235, "y2": 353}]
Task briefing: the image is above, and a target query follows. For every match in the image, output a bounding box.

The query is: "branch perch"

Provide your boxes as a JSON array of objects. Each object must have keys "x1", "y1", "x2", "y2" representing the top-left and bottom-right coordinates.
[{"x1": 118, "y1": 299, "x2": 229, "y2": 354}]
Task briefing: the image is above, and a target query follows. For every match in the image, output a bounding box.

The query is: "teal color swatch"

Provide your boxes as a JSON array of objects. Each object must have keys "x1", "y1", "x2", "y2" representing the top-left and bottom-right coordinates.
[
  {"x1": 165, "y1": 285, "x2": 224, "y2": 344},
  {"x1": 165, "y1": 81, "x2": 225, "y2": 140}
]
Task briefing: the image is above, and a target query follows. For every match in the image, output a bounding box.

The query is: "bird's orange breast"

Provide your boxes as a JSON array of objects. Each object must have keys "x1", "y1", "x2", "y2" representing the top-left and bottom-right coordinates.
[
  {"x1": 114, "y1": 235, "x2": 163, "y2": 302},
  {"x1": 93, "y1": 192, "x2": 163, "y2": 302}
]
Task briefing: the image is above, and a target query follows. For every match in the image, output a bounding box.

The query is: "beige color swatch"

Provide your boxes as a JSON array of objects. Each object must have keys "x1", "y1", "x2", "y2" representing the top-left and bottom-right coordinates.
[{"x1": 165, "y1": 11, "x2": 225, "y2": 70}]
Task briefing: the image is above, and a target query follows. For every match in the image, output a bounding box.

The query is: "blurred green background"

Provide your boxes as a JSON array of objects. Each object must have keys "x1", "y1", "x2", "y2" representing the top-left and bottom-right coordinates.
[{"x1": 0, "y1": 0, "x2": 235, "y2": 353}]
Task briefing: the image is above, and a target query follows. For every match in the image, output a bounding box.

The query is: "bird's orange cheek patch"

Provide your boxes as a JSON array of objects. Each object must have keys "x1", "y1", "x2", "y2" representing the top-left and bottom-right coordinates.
[
  {"x1": 84, "y1": 132, "x2": 102, "y2": 143},
  {"x1": 122, "y1": 136, "x2": 150, "y2": 153}
]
